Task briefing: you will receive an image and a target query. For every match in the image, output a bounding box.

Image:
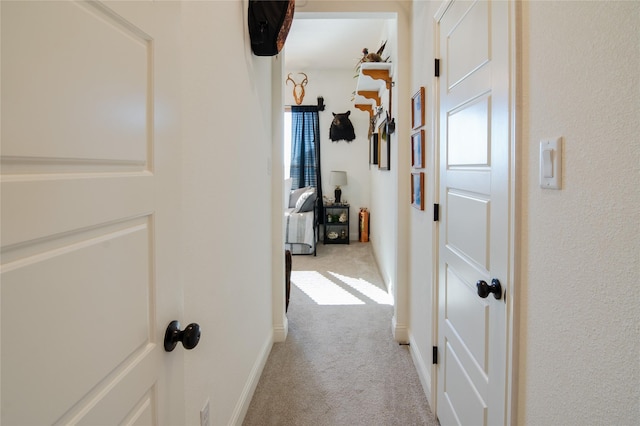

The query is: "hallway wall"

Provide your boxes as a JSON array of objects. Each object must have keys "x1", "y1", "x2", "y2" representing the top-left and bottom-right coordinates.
[
  {"x1": 407, "y1": 0, "x2": 440, "y2": 404},
  {"x1": 407, "y1": 1, "x2": 640, "y2": 424},
  {"x1": 517, "y1": 2, "x2": 639, "y2": 423},
  {"x1": 177, "y1": 1, "x2": 639, "y2": 424},
  {"x1": 180, "y1": 1, "x2": 275, "y2": 424}
]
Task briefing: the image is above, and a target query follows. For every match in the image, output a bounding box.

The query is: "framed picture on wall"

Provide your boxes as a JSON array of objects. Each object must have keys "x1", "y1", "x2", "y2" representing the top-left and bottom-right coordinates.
[
  {"x1": 411, "y1": 172, "x2": 425, "y2": 210},
  {"x1": 378, "y1": 119, "x2": 390, "y2": 171},
  {"x1": 370, "y1": 133, "x2": 379, "y2": 165},
  {"x1": 411, "y1": 130, "x2": 425, "y2": 169},
  {"x1": 411, "y1": 87, "x2": 426, "y2": 130}
]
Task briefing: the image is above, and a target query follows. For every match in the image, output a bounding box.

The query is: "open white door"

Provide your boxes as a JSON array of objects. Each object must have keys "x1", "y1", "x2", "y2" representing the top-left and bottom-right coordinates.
[
  {"x1": 1, "y1": 1, "x2": 184, "y2": 424},
  {"x1": 436, "y1": 0, "x2": 513, "y2": 425}
]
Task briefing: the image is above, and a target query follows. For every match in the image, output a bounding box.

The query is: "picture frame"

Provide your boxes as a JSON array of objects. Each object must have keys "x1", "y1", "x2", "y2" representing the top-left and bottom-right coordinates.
[
  {"x1": 369, "y1": 133, "x2": 379, "y2": 165},
  {"x1": 378, "y1": 118, "x2": 390, "y2": 171},
  {"x1": 411, "y1": 130, "x2": 425, "y2": 169},
  {"x1": 411, "y1": 172, "x2": 425, "y2": 210},
  {"x1": 411, "y1": 87, "x2": 426, "y2": 130}
]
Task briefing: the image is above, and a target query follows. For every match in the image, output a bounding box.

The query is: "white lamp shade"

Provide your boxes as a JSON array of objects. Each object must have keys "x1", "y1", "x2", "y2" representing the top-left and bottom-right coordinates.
[{"x1": 330, "y1": 171, "x2": 347, "y2": 187}]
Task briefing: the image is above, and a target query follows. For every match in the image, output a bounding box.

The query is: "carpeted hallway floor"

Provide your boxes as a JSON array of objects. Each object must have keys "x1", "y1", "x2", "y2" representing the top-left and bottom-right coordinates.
[{"x1": 243, "y1": 242, "x2": 439, "y2": 426}]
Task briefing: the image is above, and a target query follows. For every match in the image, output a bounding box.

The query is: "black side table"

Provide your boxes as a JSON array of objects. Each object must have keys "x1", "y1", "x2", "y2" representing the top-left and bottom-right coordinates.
[{"x1": 324, "y1": 204, "x2": 349, "y2": 244}]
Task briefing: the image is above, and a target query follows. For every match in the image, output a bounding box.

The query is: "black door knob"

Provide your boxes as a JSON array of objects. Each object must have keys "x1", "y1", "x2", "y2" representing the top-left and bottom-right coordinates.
[
  {"x1": 164, "y1": 320, "x2": 201, "y2": 352},
  {"x1": 476, "y1": 279, "x2": 502, "y2": 300}
]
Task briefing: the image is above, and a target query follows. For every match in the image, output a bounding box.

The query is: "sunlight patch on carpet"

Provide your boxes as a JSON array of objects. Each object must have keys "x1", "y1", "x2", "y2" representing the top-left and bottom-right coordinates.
[
  {"x1": 292, "y1": 271, "x2": 365, "y2": 305},
  {"x1": 328, "y1": 271, "x2": 393, "y2": 305}
]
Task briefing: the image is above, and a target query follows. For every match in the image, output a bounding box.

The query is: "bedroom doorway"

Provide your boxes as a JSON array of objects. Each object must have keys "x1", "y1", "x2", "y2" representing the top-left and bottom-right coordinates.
[{"x1": 278, "y1": 8, "x2": 405, "y2": 331}]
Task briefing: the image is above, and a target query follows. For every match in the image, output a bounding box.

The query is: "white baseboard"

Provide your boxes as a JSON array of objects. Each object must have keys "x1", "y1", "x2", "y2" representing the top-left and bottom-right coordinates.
[
  {"x1": 229, "y1": 331, "x2": 273, "y2": 425},
  {"x1": 408, "y1": 332, "x2": 434, "y2": 408},
  {"x1": 273, "y1": 315, "x2": 288, "y2": 342},
  {"x1": 392, "y1": 316, "x2": 409, "y2": 343}
]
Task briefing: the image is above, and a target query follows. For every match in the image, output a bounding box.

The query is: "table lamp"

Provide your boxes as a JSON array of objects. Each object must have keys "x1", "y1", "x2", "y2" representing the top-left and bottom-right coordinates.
[{"x1": 330, "y1": 171, "x2": 347, "y2": 204}]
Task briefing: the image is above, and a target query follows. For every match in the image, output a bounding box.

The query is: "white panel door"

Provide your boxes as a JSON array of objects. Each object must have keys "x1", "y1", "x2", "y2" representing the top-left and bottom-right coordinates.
[
  {"x1": 436, "y1": 1, "x2": 512, "y2": 425},
  {"x1": 1, "y1": 1, "x2": 183, "y2": 424}
]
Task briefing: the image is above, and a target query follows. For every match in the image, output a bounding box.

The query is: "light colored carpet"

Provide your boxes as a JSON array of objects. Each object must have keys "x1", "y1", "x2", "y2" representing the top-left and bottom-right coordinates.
[{"x1": 243, "y1": 242, "x2": 438, "y2": 426}]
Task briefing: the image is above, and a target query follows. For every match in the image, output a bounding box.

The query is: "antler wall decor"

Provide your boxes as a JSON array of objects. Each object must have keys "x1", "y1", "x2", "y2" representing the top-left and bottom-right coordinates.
[{"x1": 286, "y1": 72, "x2": 308, "y2": 105}]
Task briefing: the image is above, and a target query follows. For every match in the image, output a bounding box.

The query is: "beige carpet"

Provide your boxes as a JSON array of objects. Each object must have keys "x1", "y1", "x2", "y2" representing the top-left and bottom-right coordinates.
[{"x1": 243, "y1": 242, "x2": 438, "y2": 426}]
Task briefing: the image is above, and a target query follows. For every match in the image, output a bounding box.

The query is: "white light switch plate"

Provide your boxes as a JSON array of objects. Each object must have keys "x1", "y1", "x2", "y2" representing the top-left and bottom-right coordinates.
[{"x1": 540, "y1": 137, "x2": 562, "y2": 189}]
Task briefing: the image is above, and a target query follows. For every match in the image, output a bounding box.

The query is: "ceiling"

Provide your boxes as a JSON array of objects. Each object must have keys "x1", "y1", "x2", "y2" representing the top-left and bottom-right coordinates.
[{"x1": 284, "y1": 17, "x2": 389, "y2": 70}]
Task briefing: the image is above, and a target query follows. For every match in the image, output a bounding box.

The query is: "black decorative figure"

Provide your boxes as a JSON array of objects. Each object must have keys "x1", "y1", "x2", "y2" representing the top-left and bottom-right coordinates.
[{"x1": 329, "y1": 111, "x2": 356, "y2": 142}]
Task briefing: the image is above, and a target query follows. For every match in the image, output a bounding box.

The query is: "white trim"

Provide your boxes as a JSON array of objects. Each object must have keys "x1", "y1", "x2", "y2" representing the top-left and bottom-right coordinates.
[
  {"x1": 434, "y1": 0, "x2": 454, "y2": 22},
  {"x1": 231, "y1": 331, "x2": 273, "y2": 425},
  {"x1": 273, "y1": 315, "x2": 289, "y2": 343},
  {"x1": 392, "y1": 316, "x2": 409, "y2": 343},
  {"x1": 506, "y1": 0, "x2": 520, "y2": 423},
  {"x1": 432, "y1": 0, "x2": 519, "y2": 423},
  {"x1": 431, "y1": 2, "x2": 443, "y2": 414},
  {"x1": 408, "y1": 332, "x2": 434, "y2": 408},
  {"x1": 271, "y1": 55, "x2": 289, "y2": 342}
]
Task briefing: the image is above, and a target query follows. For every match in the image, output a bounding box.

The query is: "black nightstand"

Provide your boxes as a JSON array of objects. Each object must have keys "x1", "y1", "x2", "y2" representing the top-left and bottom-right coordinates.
[{"x1": 324, "y1": 204, "x2": 349, "y2": 244}]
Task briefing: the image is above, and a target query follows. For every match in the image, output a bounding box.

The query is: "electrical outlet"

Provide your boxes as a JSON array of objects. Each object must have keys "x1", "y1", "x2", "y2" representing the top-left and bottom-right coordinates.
[{"x1": 200, "y1": 399, "x2": 210, "y2": 426}]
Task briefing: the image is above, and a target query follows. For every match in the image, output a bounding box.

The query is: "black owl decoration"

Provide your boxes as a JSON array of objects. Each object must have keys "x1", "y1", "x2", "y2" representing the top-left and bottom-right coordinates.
[{"x1": 329, "y1": 111, "x2": 356, "y2": 142}]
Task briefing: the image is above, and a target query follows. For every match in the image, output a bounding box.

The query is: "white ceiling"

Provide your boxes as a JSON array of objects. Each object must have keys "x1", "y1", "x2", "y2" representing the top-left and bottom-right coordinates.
[{"x1": 284, "y1": 17, "x2": 389, "y2": 70}]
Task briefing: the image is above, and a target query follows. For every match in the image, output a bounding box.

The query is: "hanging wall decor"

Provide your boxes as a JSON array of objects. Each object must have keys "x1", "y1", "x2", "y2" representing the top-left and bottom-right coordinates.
[
  {"x1": 411, "y1": 130, "x2": 425, "y2": 169},
  {"x1": 411, "y1": 87, "x2": 426, "y2": 129},
  {"x1": 411, "y1": 172, "x2": 425, "y2": 210},
  {"x1": 286, "y1": 73, "x2": 308, "y2": 105},
  {"x1": 378, "y1": 118, "x2": 390, "y2": 170},
  {"x1": 370, "y1": 133, "x2": 379, "y2": 165},
  {"x1": 329, "y1": 111, "x2": 356, "y2": 142},
  {"x1": 248, "y1": 0, "x2": 295, "y2": 56}
]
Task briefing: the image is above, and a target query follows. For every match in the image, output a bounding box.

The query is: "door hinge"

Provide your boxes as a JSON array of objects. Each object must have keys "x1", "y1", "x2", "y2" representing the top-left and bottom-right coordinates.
[
  {"x1": 433, "y1": 346, "x2": 438, "y2": 364},
  {"x1": 435, "y1": 58, "x2": 440, "y2": 77},
  {"x1": 433, "y1": 203, "x2": 440, "y2": 221}
]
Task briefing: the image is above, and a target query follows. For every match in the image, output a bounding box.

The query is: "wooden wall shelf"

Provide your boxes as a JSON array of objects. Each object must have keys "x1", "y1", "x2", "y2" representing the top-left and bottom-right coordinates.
[
  {"x1": 357, "y1": 90, "x2": 381, "y2": 106},
  {"x1": 354, "y1": 63, "x2": 393, "y2": 107},
  {"x1": 354, "y1": 103, "x2": 374, "y2": 118}
]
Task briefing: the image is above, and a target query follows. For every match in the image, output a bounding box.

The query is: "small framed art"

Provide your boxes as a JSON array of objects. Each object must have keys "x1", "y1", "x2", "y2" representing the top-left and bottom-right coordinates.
[
  {"x1": 411, "y1": 130, "x2": 425, "y2": 169},
  {"x1": 411, "y1": 172, "x2": 425, "y2": 210},
  {"x1": 378, "y1": 119, "x2": 390, "y2": 171},
  {"x1": 411, "y1": 87, "x2": 425, "y2": 130},
  {"x1": 370, "y1": 133, "x2": 379, "y2": 165}
]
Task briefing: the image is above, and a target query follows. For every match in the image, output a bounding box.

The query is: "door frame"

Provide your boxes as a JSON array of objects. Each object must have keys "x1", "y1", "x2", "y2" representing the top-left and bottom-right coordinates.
[
  {"x1": 274, "y1": 9, "x2": 406, "y2": 343},
  {"x1": 432, "y1": 0, "x2": 520, "y2": 423}
]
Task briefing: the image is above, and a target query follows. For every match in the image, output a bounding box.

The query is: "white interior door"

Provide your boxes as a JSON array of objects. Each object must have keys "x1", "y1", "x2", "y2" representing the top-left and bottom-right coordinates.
[
  {"x1": 1, "y1": 1, "x2": 184, "y2": 424},
  {"x1": 436, "y1": 1, "x2": 512, "y2": 425}
]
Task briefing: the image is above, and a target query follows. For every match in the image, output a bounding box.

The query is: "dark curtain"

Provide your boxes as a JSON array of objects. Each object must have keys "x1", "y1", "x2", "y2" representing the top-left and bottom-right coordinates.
[{"x1": 290, "y1": 106, "x2": 323, "y2": 207}]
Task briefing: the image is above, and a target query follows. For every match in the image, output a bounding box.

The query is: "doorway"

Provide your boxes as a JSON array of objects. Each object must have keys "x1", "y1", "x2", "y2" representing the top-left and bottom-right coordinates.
[
  {"x1": 278, "y1": 10, "x2": 407, "y2": 339},
  {"x1": 434, "y1": 1, "x2": 518, "y2": 423}
]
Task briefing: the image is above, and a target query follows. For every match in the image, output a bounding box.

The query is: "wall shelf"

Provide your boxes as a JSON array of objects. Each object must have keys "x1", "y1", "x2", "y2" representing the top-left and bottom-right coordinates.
[
  {"x1": 354, "y1": 62, "x2": 393, "y2": 108},
  {"x1": 354, "y1": 103, "x2": 374, "y2": 118}
]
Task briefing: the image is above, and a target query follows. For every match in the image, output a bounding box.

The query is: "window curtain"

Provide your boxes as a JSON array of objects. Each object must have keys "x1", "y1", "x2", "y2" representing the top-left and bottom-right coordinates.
[{"x1": 290, "y1": 106, "x2": 323, "y2": 207}]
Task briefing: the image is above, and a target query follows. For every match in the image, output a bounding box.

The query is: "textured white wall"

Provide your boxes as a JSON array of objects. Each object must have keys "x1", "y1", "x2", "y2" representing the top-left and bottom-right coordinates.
[
  {"x1": 178, "y1": 2, "x2": 640, "y2": 424},
  {"x1": 407, "y1": 0, "x2": 439, "y2": 404},
  {"x1": 519, "y1": 1, "x2": 640, "y2": 424},
  {"x1": 180, "y1": 1, "x2": 275, "y2": 424},
  {"x1": 406, "y1": 0, "x2": 640, "y2": 423}
]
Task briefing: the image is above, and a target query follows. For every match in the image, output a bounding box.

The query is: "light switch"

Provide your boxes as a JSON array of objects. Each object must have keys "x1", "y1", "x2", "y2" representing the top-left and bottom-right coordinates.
[
  {"x1": 540, "y1": 137, "x2": 562, "y2": 189},
  {"x1": 542, "y1": 149, "x2": 553, "y2": 178}
]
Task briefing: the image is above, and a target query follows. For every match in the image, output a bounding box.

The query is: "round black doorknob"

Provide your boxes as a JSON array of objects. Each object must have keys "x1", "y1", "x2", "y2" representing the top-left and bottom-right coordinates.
[
  {"x1": 476, "y1": 280, "x2": 490, "y2": 298},
  {"x1": 164, "y1": 320, "x2": 201, "y2": 352},
  {"x1": 476, "y1": 279, "x2": 502, "y2": 300}
]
